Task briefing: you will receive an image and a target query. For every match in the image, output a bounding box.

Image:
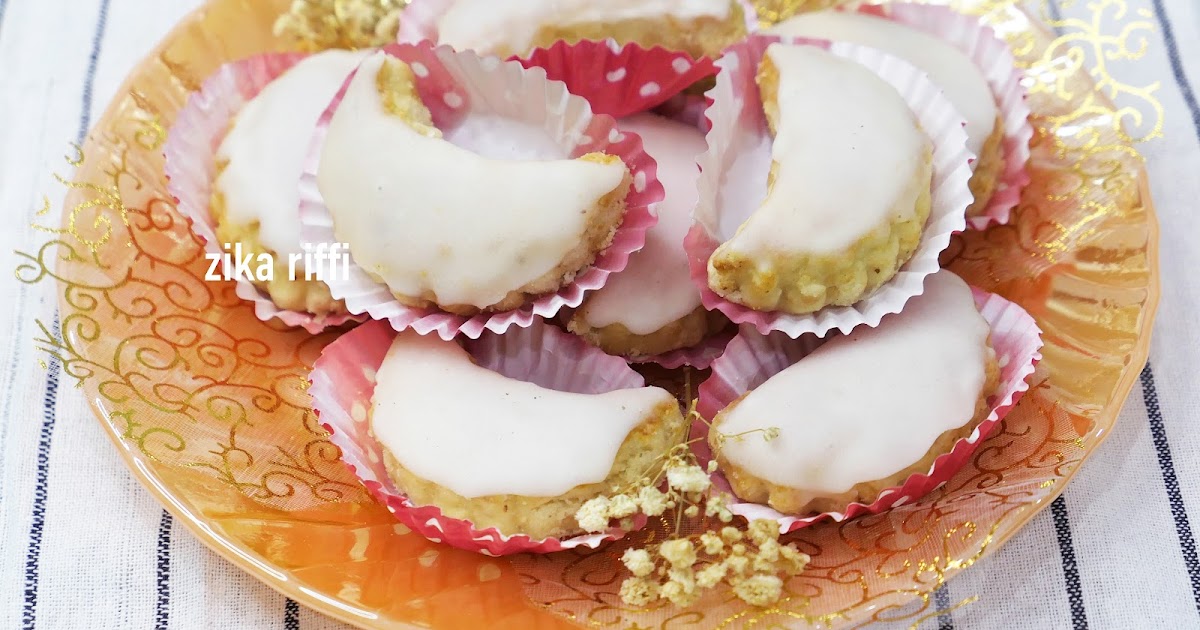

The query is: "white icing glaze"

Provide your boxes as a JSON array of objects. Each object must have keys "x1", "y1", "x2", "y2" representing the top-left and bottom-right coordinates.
[
  {"x1": 769, "y1": 11, "x2": 997, "y2": 156},
  {"x1": 317, "y1": 53, "x2": 627, "y2": 309},
  {"x1": 722, "y1": 45, "x2": 929, "y2": 255},
  {"x1": 371, "y1": 331, "x2": 676, "y2": 498},
  {"x1": 437, "y1": 0, "x2": 734, "y2": 55},
  {"x1": 581, "y1": 114, "x2": 705, "y2": 334},
  {"x1": 214, "y1": 50, "x2": 366, "y2": 257},
  {"x1": 718, "y1": 271, "x2": 991, "y2": 494}
]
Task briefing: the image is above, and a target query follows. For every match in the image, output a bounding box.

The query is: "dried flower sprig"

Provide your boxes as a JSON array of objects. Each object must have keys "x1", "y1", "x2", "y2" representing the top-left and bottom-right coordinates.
[
  {"x1": 574, "y1": 402, "x2": 805, "y2": 607},
  {"x1": 616, "y1": 519, "x2": 810, "y2": 608},
  {"x1": 274, "y1": 0, "x2": 405, "y2": 52},
  {"x1": 575, "y1": 441, "x2": 732, "y2": 534}
]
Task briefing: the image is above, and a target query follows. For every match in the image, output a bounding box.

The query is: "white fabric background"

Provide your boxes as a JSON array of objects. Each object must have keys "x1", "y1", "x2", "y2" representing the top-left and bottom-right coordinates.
[{"x1": 0, "y1": 1, "x2": 1196, "y2": 628}]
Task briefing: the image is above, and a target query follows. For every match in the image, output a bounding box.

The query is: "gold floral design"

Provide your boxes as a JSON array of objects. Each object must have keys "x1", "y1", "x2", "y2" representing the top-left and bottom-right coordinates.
[
  {"x1": 275, "y1": 0, "x2": 406, "y2": 51},
  {"x1": 19, "y1": 0, "x2": 1159, "y2": 628}
]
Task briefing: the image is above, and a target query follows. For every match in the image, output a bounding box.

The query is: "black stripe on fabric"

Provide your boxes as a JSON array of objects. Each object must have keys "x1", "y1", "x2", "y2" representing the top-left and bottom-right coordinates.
[
  {"x1": 1051, "y1": 497, "x2": 1088, "y2": 630},
  {"x1": 934, "y1": 584, "x2": 954, "y2": 630},
  {"x1": 284, "y1": 598, "x2": 301, "y2": 630},
  {"x1": 1141, "y1": 365, "x2": 1200, "y2": 615},
  {"x1": 0, "y1": 0, "x2": 9, "y2": 46},
  {"x1": 1047, "y1": 0, "x2": 1064, "y2": 23},
  {"x1": 21, "y1": 1, "x2": 111, "y2": 628},
  {"x1": 77, "y1": 0, "x2": 112, "y2": 143},
  {"x1": 1150, "y1": 0, "x2": 1200, "y2": 141},
  {"x1": 20, "y1": 337, "x2": 58, "y2": 630},
  {"x1": 155, "y1": 511, "x2": 174, "y2": 630},
  {"x1": 1147, "y1": 1, "x2": 1200, "y2": 617}
]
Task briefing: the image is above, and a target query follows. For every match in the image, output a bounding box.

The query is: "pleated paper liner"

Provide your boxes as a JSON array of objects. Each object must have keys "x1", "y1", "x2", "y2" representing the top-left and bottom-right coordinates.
[
  {"x1": 851, "y1": 2, "x2": 1033, "y2": 229},
  {"x1": 297, "y1": 42, "x2": 663, "y2": 340},
  {"x1": 163, "y1": 52, "x2": 366, "y2": 334},
  {"x1": 310, "y1": 319, "x2": 654, "y2": 556},
  {"x1": 685, "y1": 35, "x2": 975, "y2": 339},
  {"x1": 633, "y1": 328, "x2": 735, "y2": 370},
  {"x1": 692, "y1": 279, "x2": 1044, "y2": 533}
]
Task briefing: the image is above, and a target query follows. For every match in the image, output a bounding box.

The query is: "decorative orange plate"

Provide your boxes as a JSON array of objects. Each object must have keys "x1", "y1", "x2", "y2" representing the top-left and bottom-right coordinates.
[{"x1": 20, "y1": 0, "x2": 1159, "y2": 627}]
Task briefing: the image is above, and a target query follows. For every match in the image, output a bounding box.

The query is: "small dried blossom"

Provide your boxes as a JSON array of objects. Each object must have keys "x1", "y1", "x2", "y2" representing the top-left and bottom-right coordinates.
[
  {"x1": 619, "y1": 577, "x2": 659, "y2": 607},
  {"x1": 666, "y1": 464, "x2": 711, "y2": 494},
  {"x1": 660, "y1": 539, "x2": 698, "y2": 569},
  {"x1": 699, "y1": 532, "x2": 724, "y2": 555},
  {"x1": 696, "y1": 562, "x2": 727, "y2": 588},
  {"x1": 576, "y1": 496, "x2": 611, "y2": 533},
  {"x1": 748, "y1": 519, "x2": 780, "y2": 546},
  {"x1": 705, "y1": 493, "x2": 734, "y2": 523},
  {"x1": 662, "y1": 567, "x2": 700, "y2": 607},
  {"x1": 637, "y1": 485, "x2": 669, "y2": 516},
  {"x1": 733, "y1": 574, "x2": 784, "y2": 607},
  {"x1": 724, "y1": 553, "x2": 750, "y2": 578},
  {"x1": 608, "y1": 494, "x2": 639, "y2": 519},
  {"x1": 622, "y1": 548, "x2": 655, "y2": 578}
]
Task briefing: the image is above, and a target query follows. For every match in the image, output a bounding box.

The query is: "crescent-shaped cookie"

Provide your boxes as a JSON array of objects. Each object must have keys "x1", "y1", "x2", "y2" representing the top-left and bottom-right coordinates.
[
  {"x1": 318, "y1": 52, "x2": 631, "y2": 315},
  {"x1": 710, "y1": 270, "x2": 999, "y2": 515},
  {"x1": 371, "y1": 331, "x2": 685, "y2": 539},
  {"x1": 707, "y1": 44, "x2": 933, "y2": 314}
]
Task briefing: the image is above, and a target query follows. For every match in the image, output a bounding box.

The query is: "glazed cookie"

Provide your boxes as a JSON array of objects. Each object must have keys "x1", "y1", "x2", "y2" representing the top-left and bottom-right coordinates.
[
  {"x1": 317, "y1": 52, "x2": 632, "y2": 316},
  {"x1": 569, "y1": 114, "x2": 724, "y2": 359},
  {"x1": 706, "y1": 44, "x2": 933, "y2": 315},
  {"x1": 708, "y1": 271, "x2": 1000, "y2": 515},
  {"x1": 770, "y1": 11, "x2": 1001, "y2": 216},
  {"x1": 371, "y1": 331, "x2": 687, "y2": 540},
  {"x1": 434, "y1": 0, "x2": 747, "y2": 59},
  {"x1": 213, "y1": 49, "x2": 364, "y2": 315}
]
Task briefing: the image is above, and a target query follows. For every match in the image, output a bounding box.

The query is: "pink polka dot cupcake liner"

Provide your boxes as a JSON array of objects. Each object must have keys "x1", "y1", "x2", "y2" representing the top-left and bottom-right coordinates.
[
  {"x1": 851, "y1": 3, "x2": 1033, "y2": 230},
  {"x1": 309, "y1": 319, "x2": 651, "y2": 555},
  {"x1": 691, "y1": 284, "x2": 1043, "y2": 534},
  {"x1": 516, "y1": 39, "x2": 716, "y2": 119},
  {"x1": 684, "y1": 35, "x2": 975, "y2": 339},
  {"x1": 163, "y1": 52, "x2": 366, "y2": 334},
  {"x1": 297, "y1": 42, "x2": 663, "y2": 340}
]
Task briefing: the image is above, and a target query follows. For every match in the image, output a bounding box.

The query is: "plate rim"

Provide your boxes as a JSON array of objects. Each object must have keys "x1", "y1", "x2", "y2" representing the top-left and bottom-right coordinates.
[{"x1": 59, "y1": 2, "x2": 1162, "y2": 628}]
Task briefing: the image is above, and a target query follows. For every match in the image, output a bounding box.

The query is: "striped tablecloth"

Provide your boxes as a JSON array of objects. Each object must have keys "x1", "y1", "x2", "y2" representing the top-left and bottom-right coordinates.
[{"x1": 1, "y1": 1, "x2": 1196, "y2": 627}]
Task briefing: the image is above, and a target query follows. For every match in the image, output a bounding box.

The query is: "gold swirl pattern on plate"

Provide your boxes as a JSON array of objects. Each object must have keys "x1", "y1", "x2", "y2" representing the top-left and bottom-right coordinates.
[{"x1": 17, "y1": 0, "x2": 1159, "y2": 627}]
